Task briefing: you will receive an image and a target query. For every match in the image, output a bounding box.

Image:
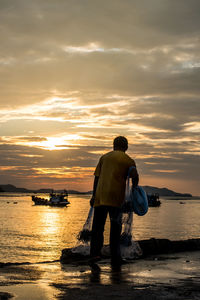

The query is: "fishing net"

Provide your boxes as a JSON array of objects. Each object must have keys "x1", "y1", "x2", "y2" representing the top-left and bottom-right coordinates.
[
  {"x1": 73, "y1": 206, "x2": 142, "y2": 259},
  {"x1": 120, "y1": 211, "x2": 143, "y2": 259},
  {"x1": 71, "y1": 207, "x2": 94, "y2": 256},
  {"x1": 77, "y1": 207, "x2": 94, "y2": 243}
]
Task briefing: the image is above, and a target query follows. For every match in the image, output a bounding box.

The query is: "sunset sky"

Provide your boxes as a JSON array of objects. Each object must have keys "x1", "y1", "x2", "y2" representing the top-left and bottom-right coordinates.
[{"x1": 0, "y1": 0, "x2": 200, "y2": 195}]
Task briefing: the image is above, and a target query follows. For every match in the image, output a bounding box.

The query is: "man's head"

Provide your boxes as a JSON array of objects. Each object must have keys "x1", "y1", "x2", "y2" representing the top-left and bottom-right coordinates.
[{"x1": 113, "y1": 136, "x2": 128, "y2": 152}]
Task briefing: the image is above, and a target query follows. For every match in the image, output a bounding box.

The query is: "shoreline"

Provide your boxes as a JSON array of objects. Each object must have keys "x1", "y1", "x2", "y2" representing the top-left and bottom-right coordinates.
[{"x1": 0, "y1": 251, "x2": 200, "y2": 300}]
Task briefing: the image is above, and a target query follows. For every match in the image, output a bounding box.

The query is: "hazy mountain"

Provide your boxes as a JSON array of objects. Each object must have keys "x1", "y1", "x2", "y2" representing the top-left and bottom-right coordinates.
[
  {"x1": 0, "y1": 185, "x2": 90, "y2": 195},
  {"x1": 0, "y1": 184, "x2": 31, "y2": 193},
  {"x1": 0, "y1": 184, "x2": 192, "y2": 197},
  {"x1": 142, "y1": 186, "x2": 192, "y2": 197}
]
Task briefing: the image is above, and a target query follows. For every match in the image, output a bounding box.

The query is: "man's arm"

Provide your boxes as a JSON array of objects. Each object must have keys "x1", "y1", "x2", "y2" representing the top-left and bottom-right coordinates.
[
  {"x1": 130, "y1": 166, "x2": 139, "y2": 187},
  {"x1": 90, "y1": 176, "x2": 99, "y2": 207}
]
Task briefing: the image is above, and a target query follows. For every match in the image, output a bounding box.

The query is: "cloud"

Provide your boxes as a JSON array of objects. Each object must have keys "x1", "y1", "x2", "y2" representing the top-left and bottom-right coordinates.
[
  {"x1": 0, "y1": 92, "x2": 199, "y2": 192},
  {"x1": 0, "y1": 46, "x2": 200, "y2": 110},
  {"x1": 0, "y1": 0, "x2": 200, "y2": 194},
  {"x1": 1, "y1": 0, "x2": 200, "y2": 107},
  {"x1": 1, "y1": 0, "x2": 200, "y2": 48}
]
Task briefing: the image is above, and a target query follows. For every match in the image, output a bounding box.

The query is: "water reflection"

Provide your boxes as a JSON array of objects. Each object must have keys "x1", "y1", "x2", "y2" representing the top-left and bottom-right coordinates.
[
  {"x1": 38, "y1": 210, "x2": 61, "y2": 236},
  {"x1": 0, "y1": 263, "x2": 59, "y2": 300},
  {"x1": 60, "y1": 263, "x2": 132, "y2": 286},
  {"x1": 90, "y1": 264, "x2": 101, "y2": 283},
  {"x1": 0, "y1": 194, "x2": 200, "y2": 264},
  {"x1": 89, "y1": 266, "x2": 123, "y2": 285}
]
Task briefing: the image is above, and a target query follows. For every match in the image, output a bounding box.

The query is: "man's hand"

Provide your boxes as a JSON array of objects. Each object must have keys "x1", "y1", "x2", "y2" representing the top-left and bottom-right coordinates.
[
  {"x1": 90, "y1": 195, "x2": 95, "y2": 207},
  {"x1": 90, "y1": 176, "x2": 99, "y2": 207}
]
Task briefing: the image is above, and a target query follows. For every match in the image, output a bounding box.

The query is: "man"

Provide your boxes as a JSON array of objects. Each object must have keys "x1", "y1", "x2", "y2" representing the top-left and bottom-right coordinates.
[{"x1": 90, "y1": 136, "x2": 139, "y2": 266}]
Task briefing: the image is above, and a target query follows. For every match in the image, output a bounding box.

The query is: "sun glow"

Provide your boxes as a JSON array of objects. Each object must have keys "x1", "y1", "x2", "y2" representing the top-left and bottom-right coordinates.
[
  {"x1": 40, "y1": 137, "x2": 68, "y2": 150},
  {"x1": 28, "y1": 135, "x2": 82, "y2": 150},
  {"x1": 34, "y1": 166, "x2": 94, "y2": 178}
]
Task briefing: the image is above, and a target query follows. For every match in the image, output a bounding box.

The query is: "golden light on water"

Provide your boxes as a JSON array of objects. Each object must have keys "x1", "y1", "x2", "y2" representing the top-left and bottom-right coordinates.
[{"x1": 40, "y1": 210, "x2": 61, "y2": 236}]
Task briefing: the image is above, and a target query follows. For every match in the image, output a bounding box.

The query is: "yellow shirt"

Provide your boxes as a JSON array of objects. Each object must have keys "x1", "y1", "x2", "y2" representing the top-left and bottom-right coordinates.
[{"x1": 94, "y1": 150, "x2": 137, "y2": 208}]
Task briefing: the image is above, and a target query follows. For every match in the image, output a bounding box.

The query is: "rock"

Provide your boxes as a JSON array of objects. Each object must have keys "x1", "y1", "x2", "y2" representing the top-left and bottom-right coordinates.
[
  {"x1": 0, "y1": 291, "x2": 13, "y2": 299},
  {"x1": 60, "y1": 238, "x2": 200, "y2": 264},
  {"x1": 139, "y1": 238, "x2": 200, "y2": 256}
]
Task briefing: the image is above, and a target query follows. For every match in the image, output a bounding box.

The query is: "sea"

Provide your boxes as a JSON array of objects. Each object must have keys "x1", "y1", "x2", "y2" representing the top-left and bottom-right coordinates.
[{"x1": 0, "y1": 193, "x2": 200, "y2": 264}]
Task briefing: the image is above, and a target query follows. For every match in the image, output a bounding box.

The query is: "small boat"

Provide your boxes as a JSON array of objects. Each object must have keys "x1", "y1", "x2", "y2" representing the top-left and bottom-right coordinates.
[
  {"x1": 32, "y1": 196, "x2": 49, "y2": 206},
  {"x1": 147, "y1": 193, "x2": 161, "y2": 207},
  {"x1": 32, "y1": 190, "x2": 70, "y2": 207},
  {"x1": 49, "y1": 191, "x2": 70, "y2": 207}
]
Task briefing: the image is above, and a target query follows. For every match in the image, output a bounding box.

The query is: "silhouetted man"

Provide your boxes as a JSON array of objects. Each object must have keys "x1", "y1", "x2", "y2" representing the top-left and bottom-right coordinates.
[{"x1": 90, "y1": 136, "x2": 139, "y2": 266}]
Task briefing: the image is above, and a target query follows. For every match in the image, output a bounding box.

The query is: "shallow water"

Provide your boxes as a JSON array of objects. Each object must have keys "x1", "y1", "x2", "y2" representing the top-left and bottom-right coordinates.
[{"x1": 0, "y1": 193, "x2": 200, "y2": 263}]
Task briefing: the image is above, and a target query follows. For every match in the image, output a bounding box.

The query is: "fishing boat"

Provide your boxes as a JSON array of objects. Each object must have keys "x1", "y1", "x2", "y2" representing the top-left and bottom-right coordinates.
[
  {"x1": 32, "y1": 190, "x2": 70, "y2": 207},
  {"x1": 147, "y1": 193, "x2": 161, "y2": 207}
]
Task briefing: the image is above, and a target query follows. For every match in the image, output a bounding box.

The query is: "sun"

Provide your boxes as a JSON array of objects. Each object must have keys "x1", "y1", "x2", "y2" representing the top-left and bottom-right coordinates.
[
  {"x1": 39, "y1": 137, "x2": 66, "y2": 150},
  {"x1": 29, "y1": 135, "x2": 82, "y2": 150}
]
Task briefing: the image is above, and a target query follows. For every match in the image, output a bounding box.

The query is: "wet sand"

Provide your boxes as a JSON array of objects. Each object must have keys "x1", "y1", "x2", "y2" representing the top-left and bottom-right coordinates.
[{"x1": 0, "y1": 251, "x2": 200, "y2": 300}]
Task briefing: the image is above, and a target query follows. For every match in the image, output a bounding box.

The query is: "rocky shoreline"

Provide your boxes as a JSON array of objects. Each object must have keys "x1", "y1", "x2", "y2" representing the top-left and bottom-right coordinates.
[
  {"x1": 60, "y1": 238, "x2": 200, "y2": 264},
  {"x1": 1, "y1": 239, "x2": 200, "y2": 300}
]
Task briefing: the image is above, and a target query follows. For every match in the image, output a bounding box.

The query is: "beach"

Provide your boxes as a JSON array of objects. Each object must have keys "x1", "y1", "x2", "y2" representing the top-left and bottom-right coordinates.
[
  {"x1": 1, "y1": 250, "x2": 200, "y2": 300},
  {"x1": 1, "y1": 194, "x2": 200, "y2": 299}
]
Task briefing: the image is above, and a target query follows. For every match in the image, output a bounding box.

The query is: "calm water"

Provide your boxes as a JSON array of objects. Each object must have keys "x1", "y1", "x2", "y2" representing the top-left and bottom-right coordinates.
[{"x1": 0, "y1": 193, "x2": 200, "y2": 264}]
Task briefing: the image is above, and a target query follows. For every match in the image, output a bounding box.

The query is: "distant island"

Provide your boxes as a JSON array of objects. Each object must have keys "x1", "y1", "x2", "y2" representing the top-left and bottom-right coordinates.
[
  {"x1": 142, "y1": 186, "x2": 192, "y2": 197},
  {"x1": 0, "y1": 184, "x2": 89, "y2": 195},
  {"x1": 0, "y1": 184, "x2": 192, "y2": 197}
]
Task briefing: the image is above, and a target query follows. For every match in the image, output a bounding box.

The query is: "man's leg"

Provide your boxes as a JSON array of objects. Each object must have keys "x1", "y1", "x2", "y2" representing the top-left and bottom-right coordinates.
[
  {"x1": 90, "y1": 206, "x2": 108, "y2": 258},
  {"x1": 108, "y1": 207, "x2": 122, "y2": 264}
]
